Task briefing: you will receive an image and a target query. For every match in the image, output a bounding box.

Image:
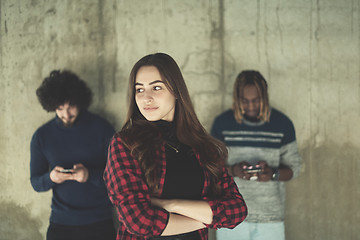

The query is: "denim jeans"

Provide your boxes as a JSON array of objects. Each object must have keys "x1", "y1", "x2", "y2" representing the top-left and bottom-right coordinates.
[{"x1": 216, "y1": 221, "x2": 285, "y2": 240}]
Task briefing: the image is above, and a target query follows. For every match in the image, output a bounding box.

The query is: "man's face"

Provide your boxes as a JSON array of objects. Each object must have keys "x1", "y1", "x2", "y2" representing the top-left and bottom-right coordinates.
[
  {"x1": 55, "y1": 102, "x2": 79, "y2": 127},
  {"x1": 241, "y1": 85, "x2": 261, "y2": 121}
]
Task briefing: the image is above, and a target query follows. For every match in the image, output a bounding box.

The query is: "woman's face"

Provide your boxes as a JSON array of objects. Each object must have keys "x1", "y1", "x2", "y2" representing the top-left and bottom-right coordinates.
[{"x1": 135, "y1": 66, "x2": 176, "y2": 122}]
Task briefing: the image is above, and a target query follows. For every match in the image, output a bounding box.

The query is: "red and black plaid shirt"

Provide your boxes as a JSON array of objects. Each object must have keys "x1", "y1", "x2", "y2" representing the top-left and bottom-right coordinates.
[{"x1": 104, "y1": 135, "x2": 247, "y2": 240}]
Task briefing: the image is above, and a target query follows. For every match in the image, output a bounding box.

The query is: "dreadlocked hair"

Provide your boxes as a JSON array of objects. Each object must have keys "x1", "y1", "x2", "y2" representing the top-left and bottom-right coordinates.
[{"x1": 233, "y1": 70, "x2": 270, "y2": 124}]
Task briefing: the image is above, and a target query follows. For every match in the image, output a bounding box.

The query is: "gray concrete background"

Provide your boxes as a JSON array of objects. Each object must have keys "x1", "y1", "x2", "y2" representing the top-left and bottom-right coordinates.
[{"x1": 1, "y1": 0, "x2": 359, "y2": 239}]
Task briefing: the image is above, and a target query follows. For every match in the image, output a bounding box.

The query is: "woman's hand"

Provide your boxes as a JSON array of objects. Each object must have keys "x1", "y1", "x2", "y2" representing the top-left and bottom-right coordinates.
[
  {"x1": 151, "y1": 198, "x2": 213, "y2": 225},
  {"x1": 151, "y1": 198, "x2": 175, "y2": 212}
]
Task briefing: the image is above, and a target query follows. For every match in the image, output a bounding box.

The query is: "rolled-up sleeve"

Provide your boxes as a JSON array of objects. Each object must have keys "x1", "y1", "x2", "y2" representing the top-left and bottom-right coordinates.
[
  {"x1": 204, "y1": 166, "x2": 247, "y2": 229},
  {"x1": 104, "y1": 136, "x2": 169, "y2": 237}
]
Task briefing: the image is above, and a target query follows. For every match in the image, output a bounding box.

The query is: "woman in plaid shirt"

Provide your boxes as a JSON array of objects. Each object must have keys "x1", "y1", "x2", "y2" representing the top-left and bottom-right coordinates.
[{"x1": 104, "y1": 53, "x2": 247, "y2": 240}]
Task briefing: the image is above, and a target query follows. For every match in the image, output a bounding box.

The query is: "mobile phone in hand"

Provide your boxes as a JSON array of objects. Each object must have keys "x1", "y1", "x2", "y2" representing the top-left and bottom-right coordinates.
[
  {"x1": 243, "y1": 165, "x2": 262, "y2": 173},
  {"x1": 58, "y1": 169, "x2": 74, "y2": 174}
]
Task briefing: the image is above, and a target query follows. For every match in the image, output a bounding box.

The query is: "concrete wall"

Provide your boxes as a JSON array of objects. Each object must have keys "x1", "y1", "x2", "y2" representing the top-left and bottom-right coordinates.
[{"x1": 1, "y1": 0, "x2": 359, "y2": 239}]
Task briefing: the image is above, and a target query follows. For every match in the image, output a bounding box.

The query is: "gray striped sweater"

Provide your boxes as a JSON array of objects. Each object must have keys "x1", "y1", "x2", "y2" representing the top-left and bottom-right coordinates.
[{"x1": 211, "y1": 108, "x2": 302, "y2": 222}]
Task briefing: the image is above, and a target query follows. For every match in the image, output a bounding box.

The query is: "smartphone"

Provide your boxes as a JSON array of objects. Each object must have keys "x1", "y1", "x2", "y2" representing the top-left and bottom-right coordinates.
[
  {"x1": 58, "y1": 169, "x2": 74, "y2": 174},
  {"x1": 243, "y1": 166, "x2": 262, "y2": 173}
]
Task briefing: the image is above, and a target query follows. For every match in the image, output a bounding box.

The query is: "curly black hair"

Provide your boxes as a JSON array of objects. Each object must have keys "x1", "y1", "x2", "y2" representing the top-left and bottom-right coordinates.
[{"x1": 36, "y1": 70, "x2": 93, "y2": 112}]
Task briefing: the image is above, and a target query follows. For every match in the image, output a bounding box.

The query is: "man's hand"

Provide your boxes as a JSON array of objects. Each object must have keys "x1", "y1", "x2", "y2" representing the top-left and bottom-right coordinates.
[
  {"x1": 258, "y1": 162, "x2": 294, "y2": 182},
  {"x1": 50, "y1": 166, "x2": 74, "y2": 184},
  {"x1": 257, "y1": 161, "x2": 273, "y2": 182},
  {"x1": 71, "y1": 163, "x2": 89, "y2": 183},
  {"x1": 231, "y1": 161, "x2": 254, "y2": 180},
  {"x1": 50, "y1": 164, "x2": 89, "y2": 184}
]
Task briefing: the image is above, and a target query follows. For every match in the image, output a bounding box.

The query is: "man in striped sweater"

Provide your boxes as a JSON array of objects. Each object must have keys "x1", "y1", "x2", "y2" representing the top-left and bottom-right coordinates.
[{"x1": 211, "y1": 70, "x2": 301, "y2": 240}]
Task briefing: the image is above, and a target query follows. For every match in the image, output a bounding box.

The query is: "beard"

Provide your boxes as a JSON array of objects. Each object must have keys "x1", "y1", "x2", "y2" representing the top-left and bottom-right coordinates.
[
  {"x1": 60, "y1": 116, "x2": 77, "y2": 128},
  {"x1": 244, "y1": 114, "x2": 260, "y2": 122}
]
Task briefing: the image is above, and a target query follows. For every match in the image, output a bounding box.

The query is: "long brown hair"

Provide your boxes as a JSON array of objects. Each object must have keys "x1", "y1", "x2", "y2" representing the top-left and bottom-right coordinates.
[
  {"x1": 233, "y1": 70, "x2": 270, "y2": 123},
  {"x1": 119, "y1": 53, "x2": 227, "y2": 196}
]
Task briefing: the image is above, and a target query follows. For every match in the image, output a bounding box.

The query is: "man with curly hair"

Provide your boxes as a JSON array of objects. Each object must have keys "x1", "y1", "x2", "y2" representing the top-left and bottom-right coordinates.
[{"x1": 30, "y1": 70, "x2": 116, "y2": 240}]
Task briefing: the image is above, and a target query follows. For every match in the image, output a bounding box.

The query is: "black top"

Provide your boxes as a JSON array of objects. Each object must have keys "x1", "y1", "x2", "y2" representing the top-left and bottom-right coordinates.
[{"x1": 151, "y1": 120, "x2": 204, "y2": 240}]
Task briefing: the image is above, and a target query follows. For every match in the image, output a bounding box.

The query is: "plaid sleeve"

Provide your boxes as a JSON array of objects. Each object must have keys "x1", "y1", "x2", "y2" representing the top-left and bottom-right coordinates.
[
  {"x1": 204, "y1": 165, "x2": 247, "y2": 229},
  {"x1": 103, "y1": 135, "x2": 170, "y2": 237}
]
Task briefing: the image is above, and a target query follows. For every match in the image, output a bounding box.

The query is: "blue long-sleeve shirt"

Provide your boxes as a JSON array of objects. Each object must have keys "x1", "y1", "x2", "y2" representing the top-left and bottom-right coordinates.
[{"x1": 30, "y1": 111, "x2": 115, "y2": 225}]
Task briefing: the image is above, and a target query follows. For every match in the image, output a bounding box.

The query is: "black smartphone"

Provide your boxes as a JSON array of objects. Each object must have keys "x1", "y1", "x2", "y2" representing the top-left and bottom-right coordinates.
[{"x1": 58, "y1": 169, "x2": 74, "y2": 174}]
